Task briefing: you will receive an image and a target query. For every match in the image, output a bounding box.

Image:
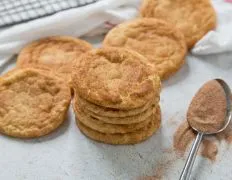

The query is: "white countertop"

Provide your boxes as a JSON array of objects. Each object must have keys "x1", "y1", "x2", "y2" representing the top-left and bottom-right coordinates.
[{"x1": 0, "y1": 36, "x2": 232, "y2": 180}]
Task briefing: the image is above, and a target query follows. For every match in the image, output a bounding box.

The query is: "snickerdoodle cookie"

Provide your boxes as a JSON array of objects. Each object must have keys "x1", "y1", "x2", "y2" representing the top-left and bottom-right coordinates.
[
  {"x1": 103, "y1": 18, "x2": 187, "y2": 80},
  {"x1": 72, "y1": 47, "x2": 161, "y2": 109},
  {"x1": 73, "y1": 103, "x2": 156, "y2": 133},
  {"x1": 0, "y1": 68, "x2": 71, "y2": 138},
  {"x1": 17, "y1": 36, "x2": 92, "y2": 82},
  {"x1": 76, "y1": 106, "x2": 161, "y2": 144},
  {"x1": 140, "y1": 0, "x2": 216, "y2": 48}
]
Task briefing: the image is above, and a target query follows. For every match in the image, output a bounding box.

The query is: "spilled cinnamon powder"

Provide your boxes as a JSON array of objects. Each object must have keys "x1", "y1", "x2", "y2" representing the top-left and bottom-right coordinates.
[
  {"x1": 173, "y1": 121, "x2": 196, "y2": 153},
  {"x1": 217, "y1": 121, "x2": 232, "y2": 143},
  {"x1": 138, "y1": 156, "x2": 178, "y2": 180},
  {"x1": 201, "y1": 140, "x2": 218, "y2": 161},
  {"x1": 172, "y1": 118, "x2": 232, "y2": 162},
  {"x1": 173, "y1": 120, "x2": 219, "y2": 161}
]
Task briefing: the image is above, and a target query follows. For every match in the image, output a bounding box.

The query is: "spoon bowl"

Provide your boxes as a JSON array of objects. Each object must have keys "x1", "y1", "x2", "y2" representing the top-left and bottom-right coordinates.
[{"x1": 190, "y1": 79, "x2": 232, "y2": 135}]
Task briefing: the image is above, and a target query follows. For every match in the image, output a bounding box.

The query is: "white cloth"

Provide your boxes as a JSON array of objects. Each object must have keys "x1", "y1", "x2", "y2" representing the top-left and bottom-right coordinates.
[
  {"x1": 0, "y1": 0, "x2": 140, "y2": 65},
  {"x1": 191, "y1": 0, "x2": 232, "y2": 55},
  {"x1": 0, "y1": 0, "x2": 232, "y2": 65}
]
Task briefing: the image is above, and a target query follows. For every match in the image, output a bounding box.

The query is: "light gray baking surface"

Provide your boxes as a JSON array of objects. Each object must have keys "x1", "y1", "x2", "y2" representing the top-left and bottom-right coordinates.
[{"x1": 0, "y1": 36, "x2": 232, "y2": 180}]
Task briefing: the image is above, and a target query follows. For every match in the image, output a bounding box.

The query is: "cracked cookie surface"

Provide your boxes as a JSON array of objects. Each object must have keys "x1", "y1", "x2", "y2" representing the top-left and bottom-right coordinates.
[
  {"x1": 0, "y1": 68, "x2": 71, "y2": 138},
  {"x1": 103, "y1": 18, "x2": 187, "y2": 80},
  {"x1": 72, "y1": 47, "x2": 161, "y2": 109},
  {"x1": 140, "y1": 0, "x2": 216, "y2": 48},
  {"x1": 17, "y1": 36, "x2": 92, "y2": 82}
]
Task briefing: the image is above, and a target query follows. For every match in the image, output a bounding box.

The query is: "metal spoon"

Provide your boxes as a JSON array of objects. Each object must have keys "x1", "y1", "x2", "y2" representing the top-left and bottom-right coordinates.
[{"x1": 179, "y1": 79, "x2": 232, "y2": 180}]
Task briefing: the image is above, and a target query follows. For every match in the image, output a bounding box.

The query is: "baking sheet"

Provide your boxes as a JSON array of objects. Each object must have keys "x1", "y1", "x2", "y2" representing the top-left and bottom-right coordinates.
[{"x1": 0, "y1": 36, "x2": 232, "y2": 180}]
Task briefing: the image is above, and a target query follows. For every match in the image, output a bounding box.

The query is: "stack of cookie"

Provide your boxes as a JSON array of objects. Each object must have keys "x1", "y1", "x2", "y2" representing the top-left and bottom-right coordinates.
[{"x1": 72, "y1": 47, "x2": 161, "y2": 145}]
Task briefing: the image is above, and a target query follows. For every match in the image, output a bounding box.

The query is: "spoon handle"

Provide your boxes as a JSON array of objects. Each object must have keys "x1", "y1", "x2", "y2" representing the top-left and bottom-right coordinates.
[{"x1": 179, "y1": 132, "x2": 203, "y2": 180}]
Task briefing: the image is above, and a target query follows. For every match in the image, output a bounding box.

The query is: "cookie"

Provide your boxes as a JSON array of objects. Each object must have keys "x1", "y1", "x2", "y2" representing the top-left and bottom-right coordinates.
[
  {"x1": 73, "y1": 103, "x2": 156, "y2": 133},
  {"x1": 103, "y1": 18, "x2": 187, "y2": 80},
  {"x1": 72, "y1": 47, "x2": 161, "y2": 109},
  {"x1": 76, "y1": 106, "x2": 161, "y2": 144},
  {"x1": 17, "y1": 36, "x2": 92, "y2": 82},
  {"x1": 75, "y1": 94, "x2": 158, "y2": 118},
  {"x1": 0, "y1": 68, "x2": 71, "y2": 138},
  {"x1": 140, "y1": 0, "x2": 216, "y2": 48}
]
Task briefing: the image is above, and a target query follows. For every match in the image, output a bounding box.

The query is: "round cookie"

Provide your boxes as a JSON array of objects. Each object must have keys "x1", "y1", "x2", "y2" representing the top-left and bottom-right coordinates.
[
  {"x1": 140, "y1": 0, "x2": 216, "y2": 48},
  {"x1": 73, "y1": 103, "x2": 155, "y2": 133},
  {"x1": 17, "y1": 36, "x2": 92, "y2": 82},
  {"x1": 75, "y1": 94, "x2": 159, "y2": 119},
  {"x1": 0, "y1": 68, "x2": 71, "y2": 138},
  {"x1": 76, "y1": 106, "x2": 161, "y2": 144},
  {"x1": 72, "y1": 47, "x2": 161, "y2": 109},
  {"x1": 103, "y1": 18, "x2": 187, "y2": 80}
]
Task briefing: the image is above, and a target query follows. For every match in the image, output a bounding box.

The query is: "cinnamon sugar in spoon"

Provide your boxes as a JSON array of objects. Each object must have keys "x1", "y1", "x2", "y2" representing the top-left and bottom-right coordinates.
[{"x1": 180, "y1": 79, "x2": 232, "y2": 180}]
